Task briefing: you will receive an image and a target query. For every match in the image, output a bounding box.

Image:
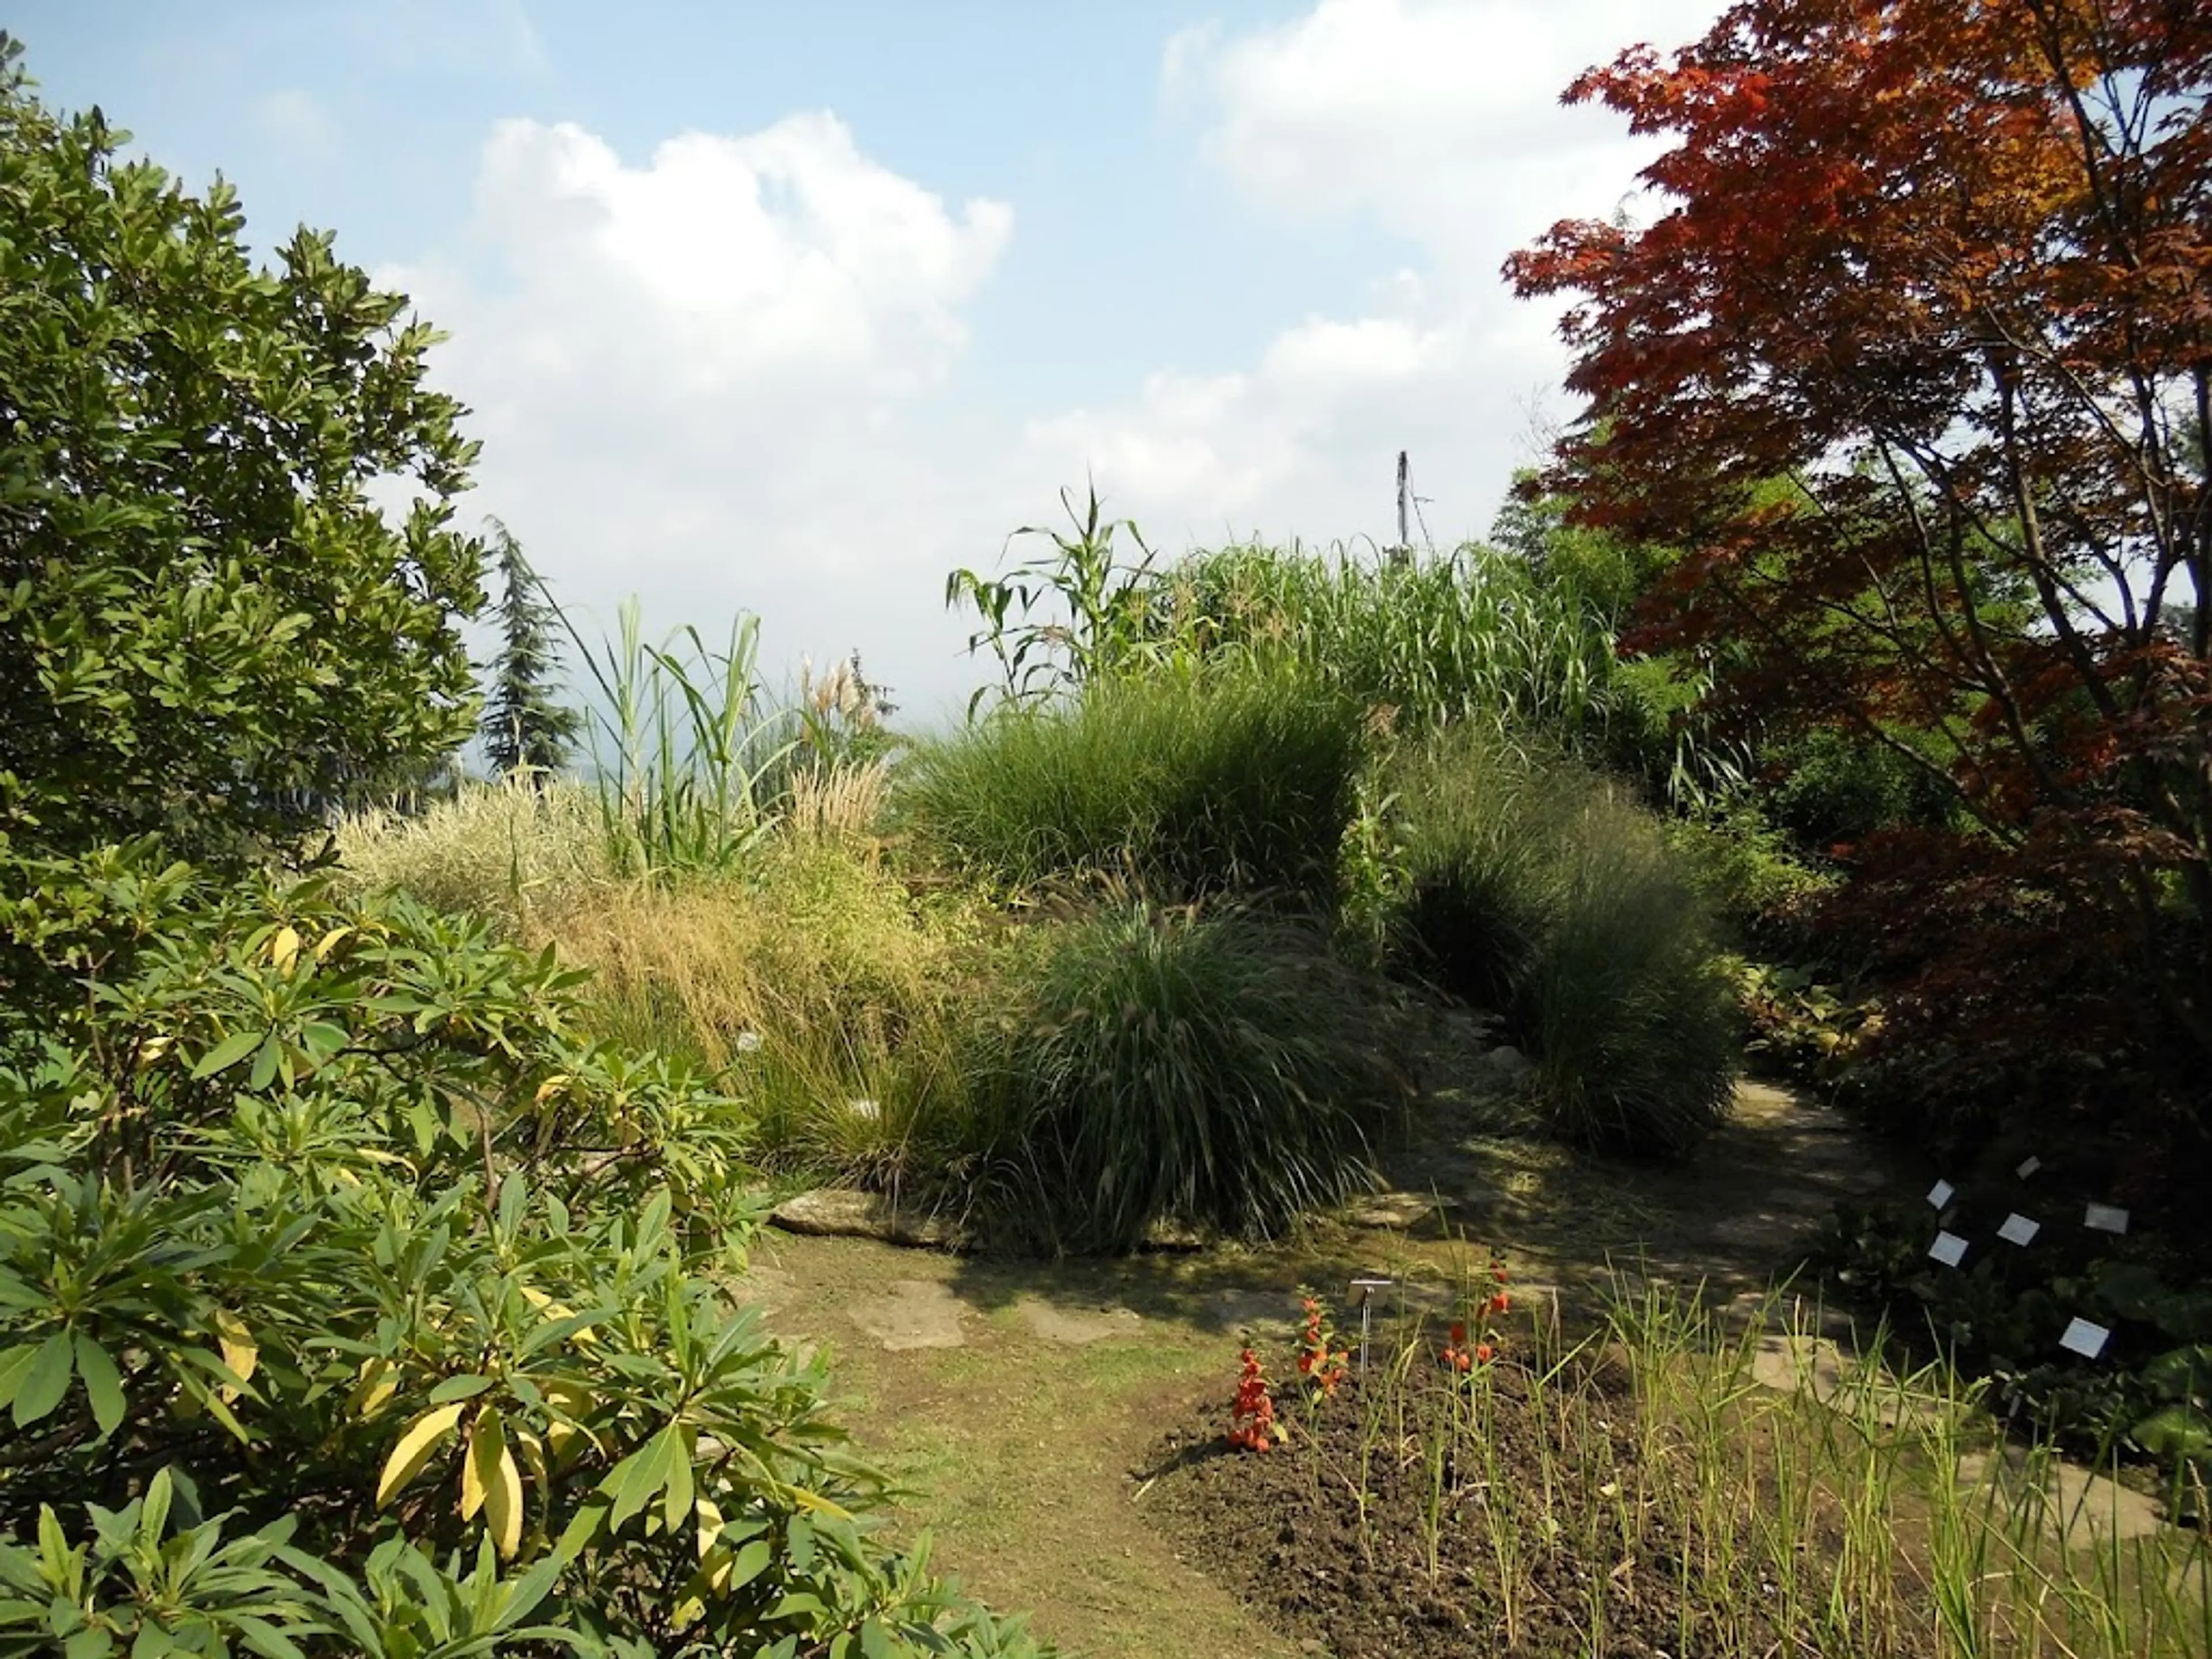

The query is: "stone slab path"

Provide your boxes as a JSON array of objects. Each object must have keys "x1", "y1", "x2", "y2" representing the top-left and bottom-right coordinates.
[{"x1": 736, "y1": 1077, "x2": 2199, "y2": 1657}]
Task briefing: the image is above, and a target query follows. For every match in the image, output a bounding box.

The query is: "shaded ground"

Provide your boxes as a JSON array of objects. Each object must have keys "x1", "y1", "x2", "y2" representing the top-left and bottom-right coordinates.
[{"x1": 736, "y1": 1074, "x2": 1918, "y2": 1656}]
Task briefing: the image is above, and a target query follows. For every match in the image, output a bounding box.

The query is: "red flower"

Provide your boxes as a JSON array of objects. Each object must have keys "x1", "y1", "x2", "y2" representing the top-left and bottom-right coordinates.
[{"x1": 1229, "y1": 1347, "x2": 1278, "y2": 1451}]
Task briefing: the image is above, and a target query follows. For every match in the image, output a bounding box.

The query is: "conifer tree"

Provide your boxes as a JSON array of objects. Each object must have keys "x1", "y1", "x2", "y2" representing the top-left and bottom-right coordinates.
[{"x1": 480, "y1": 519, "x2": 581, "y2": 782}]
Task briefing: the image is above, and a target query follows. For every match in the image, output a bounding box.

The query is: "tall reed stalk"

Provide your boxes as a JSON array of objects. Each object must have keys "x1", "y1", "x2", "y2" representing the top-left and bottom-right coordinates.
[{"x1": 558, "y1": 596, "x2": 796, "y2": 881}]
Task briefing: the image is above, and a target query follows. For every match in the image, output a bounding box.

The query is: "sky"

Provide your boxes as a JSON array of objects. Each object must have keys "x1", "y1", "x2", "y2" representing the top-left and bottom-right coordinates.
[{"x1": 12, "y1": 0, "x2": 1727, "y2": 728}]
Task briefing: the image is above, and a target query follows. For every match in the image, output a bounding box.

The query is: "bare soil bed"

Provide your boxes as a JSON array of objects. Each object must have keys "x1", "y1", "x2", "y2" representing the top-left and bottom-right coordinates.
[{"x1": 1144, "y1": 1348, "x2": 1905, "y2": 1659}]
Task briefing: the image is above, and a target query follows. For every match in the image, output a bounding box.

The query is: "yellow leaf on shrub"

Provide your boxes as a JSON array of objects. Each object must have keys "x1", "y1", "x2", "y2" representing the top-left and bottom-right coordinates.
[
  {"x1": 694, "y1": 1496, "x2": 725, "y2": 1562},
  {"x1": 464, "y1": 1406, "x2": 523, "y2": 1555},
  {"x1": 485, "y1": 1438, "x2": 523, "y2": 1558},
  {"x1": 350, "y1": 1358, "x2": 400, "y2": 1421},
  {"x1": 270, "y1": 926, "x2": 302, "y2": 972},
  {"x1": 460, "y1": 1411, "x2": 491, "y2": 1521},
  {"x1": 214, "y1": 1311, "x2": 256, "y2": 1399},
  {"x1": 512, "y1": 1424, "x2": 549, "y2": 1490},
  {"x1": 532, "y1": 1074, "x2": 571, "y2": 1106},
  {"x1": 544, "y1": 1381, "x2": 595, "y2": 1463},
  {"x1": 377, "y1": 1402, "x2": 467, "y2": 1508},
  {"x1": 313, "y1": 926, "x2": 353, "y2": 964}
]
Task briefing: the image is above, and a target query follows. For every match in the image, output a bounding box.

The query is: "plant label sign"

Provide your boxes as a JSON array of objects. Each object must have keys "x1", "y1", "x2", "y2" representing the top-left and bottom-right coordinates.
[
  {"x1": 2016, "y1": 1156, "x2": 2041, "y2": 1179},
  {"x1": 1926, "y1": 1179, "x2": 1955, "y2": 1210},
  {"x1": 2059, "y1": 1317, "x2": 2111, "y2": 1360},
  {"x1": 1927, "y1": 1230, "x2": 1968, "y2": 1267},
  {"x1": 2084, "y1": 1203, "x2": 2130, "y2": 1234},
  {"x1": 1997, "y1": 1213, "x2": 2040, "y2": 1247}
]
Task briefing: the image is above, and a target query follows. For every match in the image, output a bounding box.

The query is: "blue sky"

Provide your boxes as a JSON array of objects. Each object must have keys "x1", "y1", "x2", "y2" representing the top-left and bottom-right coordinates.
[{"x1": 13, "y1": 0, "x2": 1724, "y2": 725}]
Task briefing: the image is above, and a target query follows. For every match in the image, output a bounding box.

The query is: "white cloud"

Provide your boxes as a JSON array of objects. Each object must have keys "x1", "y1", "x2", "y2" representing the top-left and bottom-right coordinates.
[
  {"x1": 1169, "y1": 0, "x2": 1718, "y2": 269},
  {"x1": 1021, "y1": 0, "x2": 1724, "y2": 560},
  {"x1": 377, "y1": 3, "x2": 1731, "y2": 726},
  {"x1": 384, "y1": 113, "x2": 1021, "y2": 724}
]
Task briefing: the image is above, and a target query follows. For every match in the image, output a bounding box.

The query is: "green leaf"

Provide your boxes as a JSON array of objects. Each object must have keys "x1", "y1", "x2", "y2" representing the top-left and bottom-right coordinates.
[
  {"x1": 427, "y1": 1373, "x2": 497, "y2": 1405},
  {"x1": 723, "y1": 1539, "x2": 772, "y2": 1592},
  {"x1": 12, "y1": 1332, "x2": 74, "y2": 1429},
  {"x1": 72, "y1": 1335, "x2": 126, "y2": 1438},
  {"x1": 0, "y1": 1346, "x2": 39, "y2": 1410},
  {"x1": 248, "y1": 1031, "x2": 283, "y2": 1092},
  {"x1": 2134, "y1": 1404, "x2": 2212, "y2": 1461},
  {"x1": 190, "y1": 1029, "x2": 262, "y2": 1079},
  {"x1": 608, "y1": 1426, "x2": 680, "y2": 1533}
]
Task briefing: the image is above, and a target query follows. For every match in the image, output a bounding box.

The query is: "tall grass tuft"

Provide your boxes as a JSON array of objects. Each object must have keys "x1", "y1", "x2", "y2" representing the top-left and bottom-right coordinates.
[
  {"x1": 1392, "y1": 730, "x2": 1740, "y2": 1157},
  {"x1": 331, "y1": 774, "x2": 614, "y2": 931},
  {"x1": 1159, "y1": 540, "x2": 1624, "y2": 741},
  {"x1": 561, "y1": 597, "x2": 797, "y2": 881},
  {"x1": 899, "y1": 664, "x2": 1365, "y2": 903},
  {"x1": 540, "y1": 838, "x2": 1004, "y2": 1191},
  {"x1": 980, "y1": 899, "x2": 1403, "y2": 1251}
]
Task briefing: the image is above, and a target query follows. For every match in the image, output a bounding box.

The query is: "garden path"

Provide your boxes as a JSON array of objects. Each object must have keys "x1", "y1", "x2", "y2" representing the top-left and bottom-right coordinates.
[{"x1": 734, "y1": 1075, "x2": 1922, "y2": 1657}]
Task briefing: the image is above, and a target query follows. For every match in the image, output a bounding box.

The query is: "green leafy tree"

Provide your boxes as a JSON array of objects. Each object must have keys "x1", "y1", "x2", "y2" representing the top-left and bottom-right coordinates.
[
  {"x1": 481, "y1": 520, "x2": 582, "y2": 783},
  {"x1": 0, "y1": 35, "x2": 485, "y2": 869}
]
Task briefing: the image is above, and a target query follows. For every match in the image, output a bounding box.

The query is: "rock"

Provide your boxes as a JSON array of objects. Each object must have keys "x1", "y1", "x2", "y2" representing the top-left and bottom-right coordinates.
[
  {"x1": 1342, "y1": 1190, "x2": 1442, "y2": 1230},
  {"x1": 1138, "y1": 1217, "x2": 1210, "y2": 1252},
  {"x1": 1957, "y1": 1445, "x2": 2167, "y2": 1546},
  {"x1": 1014, "y1": 1297, "x2": 1143, "y2": 1344},
  {"x1": 769, "y1": 1188, "x2": 971, "y2": 1250},
  {"x1": 1751, "y1": 1332, "x2": 1849, "y2": 1402},
  {"x1": 848, "y1": 1280, "x2": 969, "y2": 1351},
  {"x1": 1470, "y1": 1044, "x2": 1534, "y2": 1099}
]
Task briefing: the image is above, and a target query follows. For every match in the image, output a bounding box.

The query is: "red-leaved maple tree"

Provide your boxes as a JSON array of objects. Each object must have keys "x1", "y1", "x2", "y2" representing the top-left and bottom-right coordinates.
[{"x1": 1509, "y1": 0, "x2": 2211, "y2": 1143}]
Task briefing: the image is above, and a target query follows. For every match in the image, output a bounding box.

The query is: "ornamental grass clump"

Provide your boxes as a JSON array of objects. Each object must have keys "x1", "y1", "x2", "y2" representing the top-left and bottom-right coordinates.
[
  {"x1": 897, "y1": 663, "x2": 1365, "y2": 906},
  {"x1": 982, "y1": 899, "x2": 1403, "y2": 1252},
  {"x1": 1391, "y1": 729, "x2": 1739, "y2": 1157}
]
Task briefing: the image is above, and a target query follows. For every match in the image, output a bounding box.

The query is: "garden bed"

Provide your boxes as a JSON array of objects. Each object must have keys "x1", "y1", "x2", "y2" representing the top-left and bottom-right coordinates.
[
  {"x1": 1139, "y1": 1291, "x2": 2212, "y2": 1659},
  {"x1": 1145, "y1": 1348, "x2": 1758, "y2": 1659}
]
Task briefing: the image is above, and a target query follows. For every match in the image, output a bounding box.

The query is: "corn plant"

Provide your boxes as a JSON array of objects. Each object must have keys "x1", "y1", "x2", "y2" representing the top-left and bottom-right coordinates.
[{"x1": 945, "y1": 483, "x2": 1173, "y2": 715}]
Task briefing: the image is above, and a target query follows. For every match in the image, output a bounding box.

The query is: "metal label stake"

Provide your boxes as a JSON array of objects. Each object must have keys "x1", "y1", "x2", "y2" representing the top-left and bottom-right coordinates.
[{"x1": 1348, "y1": 1277, "x2": 1393, "y2": 1374}]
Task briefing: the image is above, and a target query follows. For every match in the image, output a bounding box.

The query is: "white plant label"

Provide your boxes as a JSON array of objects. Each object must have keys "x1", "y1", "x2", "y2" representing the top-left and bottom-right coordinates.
[
  {"x1": 2059, "y1": 1317, "x2": 2111, "y2": 1359},
  {"x1": 1927, "y1": 1230, "x2": 1968, "y2": 1267},
  {"x1": 1926, "y1": 1179, "x2": 1956, "y2": 1209},
  {"x1": 1997, "y1": 1213, "x2": 2040, "y2": 1247},
  {"x1": 2016, "y1": 1156, "x2": 2041, "y2": 1178},
  {"x1": 2084, "y1": 1203, "x2": 2130, "y2": 1234}
]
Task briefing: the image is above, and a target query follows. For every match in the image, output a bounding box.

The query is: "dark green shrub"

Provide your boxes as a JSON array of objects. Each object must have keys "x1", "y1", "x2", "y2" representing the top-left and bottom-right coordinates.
[
  {"x1": 899, "y1": 665, "x2": 1364, "y2": 903},
  {"x1": 1390, "y1": 733, "x2": 1739, "y2": 1158},
  {"x1": 982, "y1": 900, "x2": 1402, "y2": 1251},
  {"x1": 0, "y1": 40, "x2": 485, "y2": 870}
]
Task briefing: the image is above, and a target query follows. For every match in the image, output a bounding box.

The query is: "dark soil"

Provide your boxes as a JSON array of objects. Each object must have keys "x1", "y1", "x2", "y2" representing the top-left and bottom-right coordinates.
[{"x1": 1145, "y1": 1352, "x2": 1804, "y2": 1659}]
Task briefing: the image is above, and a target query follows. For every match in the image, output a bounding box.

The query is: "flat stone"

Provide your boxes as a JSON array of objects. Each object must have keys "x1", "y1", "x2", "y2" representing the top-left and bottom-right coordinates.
[
  {"x1": 1014, "y1": 1297, "x2": 1143, "y2": 1344},
  {"x1": 769, "y1": 1188, "x2": 971, "y2": 1250},
  {"x1": 1342, "y1": 1190, "x2": 1443, "y2": 1230},
  {"x1": 1708, "y1": 1195, "x2": 1829, "y2": 1252},
  {"x1": 1752, "y1": 1332, "x2": 1849, "y2": 1402},
  {"x1": 847, "y1": 1279, "x2": 969, "y2": 1351},
  {"x1": 1957, "y1": 1445, "x2": 2167, "y2": 1546}
]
